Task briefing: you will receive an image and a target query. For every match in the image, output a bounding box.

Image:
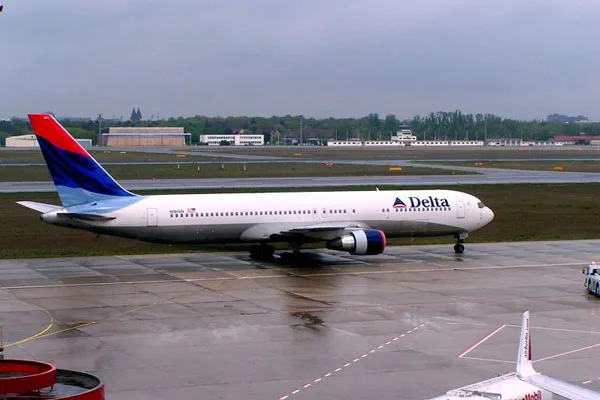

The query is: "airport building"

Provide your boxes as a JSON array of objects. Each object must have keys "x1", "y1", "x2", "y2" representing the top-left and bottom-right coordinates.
[
  {"x1": 5, "y1": 134, "x2": 39, "y2": 147},
  {"x1": 5, "y1": 134, "x2": 92, "y2": 149},
  {"x1": 103, "y1": 127, "x2": 189, "y2": 146},
  {"x1": 199, "y1": 134, "x2": 264, "y2": 146}
]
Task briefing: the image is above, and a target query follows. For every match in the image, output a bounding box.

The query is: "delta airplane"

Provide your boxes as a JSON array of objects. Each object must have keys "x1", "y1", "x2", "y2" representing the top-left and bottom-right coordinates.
[
  {"x1": 429, "y1": 311, "x2": 600, "y2": 400},
  {"x1": 19, "y1": 114, "x2": 494, "y2": 259}
]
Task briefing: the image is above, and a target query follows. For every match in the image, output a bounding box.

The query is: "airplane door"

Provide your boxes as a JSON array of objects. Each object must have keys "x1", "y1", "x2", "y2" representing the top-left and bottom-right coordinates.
[
  {"x1": 313, "y1": 207, "x2": 319, "y2": 220},
  {"x1": 321, "y1": 207, "x2": 328, "y2": 218},
  {"x1": 456, "y1": 202, "x2": 465, "y2": 219},
  {"x1": 147, "y1": 208, "x2": 158, "y2": 227}
]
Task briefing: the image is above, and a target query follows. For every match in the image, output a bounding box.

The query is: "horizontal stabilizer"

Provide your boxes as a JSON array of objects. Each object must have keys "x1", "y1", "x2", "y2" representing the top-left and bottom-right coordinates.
[
  {"x1": 17, "y1": 201, "x2": 62, "y2": 213},
  {"x1": 56, "y1": 212, "x2": 116, "y2": 221}
]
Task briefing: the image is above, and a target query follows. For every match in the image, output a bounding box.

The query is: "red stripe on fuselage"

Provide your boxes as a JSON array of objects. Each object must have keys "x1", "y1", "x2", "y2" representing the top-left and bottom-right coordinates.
[{"x1": 28, "y1": 114, "x2": 90, "y2": 157}]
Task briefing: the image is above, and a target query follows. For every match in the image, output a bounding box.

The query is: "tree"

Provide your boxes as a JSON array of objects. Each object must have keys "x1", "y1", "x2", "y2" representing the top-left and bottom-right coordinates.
[{"x1": 383, "y1": 114, "x2": 400, "y2": 138}]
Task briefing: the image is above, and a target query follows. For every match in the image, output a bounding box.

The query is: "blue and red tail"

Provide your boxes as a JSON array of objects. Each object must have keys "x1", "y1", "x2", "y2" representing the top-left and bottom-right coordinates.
[{"x1": 29, "y1": 114, "x2": 137, "y2": 207}]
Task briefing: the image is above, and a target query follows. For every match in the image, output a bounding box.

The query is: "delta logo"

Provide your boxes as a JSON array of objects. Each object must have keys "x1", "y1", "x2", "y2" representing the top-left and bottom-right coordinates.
[{"x1": 393, "y1": 196, "x2": 450, "y2": 208}]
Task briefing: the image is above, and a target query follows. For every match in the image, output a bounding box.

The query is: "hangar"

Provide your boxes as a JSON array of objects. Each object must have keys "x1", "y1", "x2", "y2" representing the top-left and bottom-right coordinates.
[
  {"x1": 5, "y1": 134, "x2": 92, "y2": 149},
  {"x1": 103, "y1": 127, "x2": 189, "y2": 146},
  {"x1": 5, "y1": 134, "x2": 39, "y2": 147}
]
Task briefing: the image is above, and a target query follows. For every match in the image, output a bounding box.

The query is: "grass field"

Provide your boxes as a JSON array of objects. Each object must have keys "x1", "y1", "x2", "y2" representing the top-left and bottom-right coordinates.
[
  {"x1": 187, "y1": 146, "x2": 600, "y2": 160},
  {"x1": 427, "y1": 160, "x2": 600, "y2": 172},
  {"x1": 0, "y1": 163, "x2": 466, "y2": 181},
  {"x1": 3, "y1": 183, "x2": 600, "y2": 259}
]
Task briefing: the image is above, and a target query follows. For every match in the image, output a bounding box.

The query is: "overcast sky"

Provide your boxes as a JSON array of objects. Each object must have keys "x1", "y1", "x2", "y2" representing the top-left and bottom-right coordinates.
[{"x1": 1, "y1": 0, "x2": 599, "y2": 120}]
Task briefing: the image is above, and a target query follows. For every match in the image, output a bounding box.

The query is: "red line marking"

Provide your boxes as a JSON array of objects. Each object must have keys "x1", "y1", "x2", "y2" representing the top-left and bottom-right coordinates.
[{"x1": 457, "y1": 324, "x2": 506, "y2": 358}]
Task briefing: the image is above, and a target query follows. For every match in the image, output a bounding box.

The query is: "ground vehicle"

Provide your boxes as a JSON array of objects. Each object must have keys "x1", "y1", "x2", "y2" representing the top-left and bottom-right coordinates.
[{"x1": 583, "y1": 263, "x2": 600, "y2": 295}]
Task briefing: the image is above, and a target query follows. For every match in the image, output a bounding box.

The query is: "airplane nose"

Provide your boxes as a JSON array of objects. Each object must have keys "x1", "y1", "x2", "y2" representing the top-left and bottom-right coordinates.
[{"x1": 485, "y1": 207, "x2": 494, "y2": 224}]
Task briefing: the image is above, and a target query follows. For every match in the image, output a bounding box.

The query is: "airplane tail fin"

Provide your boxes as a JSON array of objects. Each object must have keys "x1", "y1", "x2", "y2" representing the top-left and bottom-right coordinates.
[
  {"x1": 28, "y1": 114, "x2": 137, "y2": 207},
  {"x1": 516, "y1": 311, "x2": 538, "y2": 378}
]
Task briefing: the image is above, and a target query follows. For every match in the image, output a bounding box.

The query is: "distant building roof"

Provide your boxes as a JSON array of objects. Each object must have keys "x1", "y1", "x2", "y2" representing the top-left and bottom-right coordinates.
[{"x1": 109, "y1": 127, "x2": 184, "y2": 134}]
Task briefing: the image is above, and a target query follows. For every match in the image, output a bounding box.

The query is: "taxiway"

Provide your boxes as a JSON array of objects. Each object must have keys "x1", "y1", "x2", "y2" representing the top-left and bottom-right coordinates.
[{"x1": 2, "y1": 241, "x2": 600, "y2": 399}]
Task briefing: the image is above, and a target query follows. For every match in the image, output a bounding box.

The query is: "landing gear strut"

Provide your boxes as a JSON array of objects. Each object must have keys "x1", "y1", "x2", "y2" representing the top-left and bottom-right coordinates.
[
  {"x1": 454, "y1": 232, "x2": 468, "y2": 254},
  {"x1": 249, "y1": 244, "x2": 274, "y2": 260}
]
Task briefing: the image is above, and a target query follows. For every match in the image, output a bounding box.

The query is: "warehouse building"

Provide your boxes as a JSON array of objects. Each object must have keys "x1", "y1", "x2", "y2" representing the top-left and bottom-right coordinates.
[
  {"x1": 5, "y1": 135, "x2": 92, "y2": 149},
  {"x1": 199, "y1": 134, "x2": 264, "y2": 146},
  {"x1": 103, "y1": 127, "x2": 189, "y2": 146},
  {"x1": 5, "y1": 134, "x2": 39, "y2": 147}
]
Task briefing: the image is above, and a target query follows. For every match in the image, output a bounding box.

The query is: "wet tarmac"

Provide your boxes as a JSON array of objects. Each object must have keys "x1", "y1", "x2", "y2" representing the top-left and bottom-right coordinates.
[{"x1": 2, "y1": 241, "x2": 600, "y2": 399}]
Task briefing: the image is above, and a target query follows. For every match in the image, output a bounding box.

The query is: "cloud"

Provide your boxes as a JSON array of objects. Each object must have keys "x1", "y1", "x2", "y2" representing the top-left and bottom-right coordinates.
[{"x1": 1, "y1": 0, "x2": 599, "y2": 120}]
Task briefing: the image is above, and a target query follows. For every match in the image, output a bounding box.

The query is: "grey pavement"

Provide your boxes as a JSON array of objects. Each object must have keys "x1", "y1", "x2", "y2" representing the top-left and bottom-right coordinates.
[{"x1": 2, "y1": 241, "x2": 600, "y2": 399}]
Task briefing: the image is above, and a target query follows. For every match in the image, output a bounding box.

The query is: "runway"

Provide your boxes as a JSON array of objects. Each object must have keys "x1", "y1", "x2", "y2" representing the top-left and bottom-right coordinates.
[
  {"x1": 2, "y1": 241, "x2": 600, "y2": 399},
  {"x1": 4, "y1": 167, "x2": 600, "y2": 192}
]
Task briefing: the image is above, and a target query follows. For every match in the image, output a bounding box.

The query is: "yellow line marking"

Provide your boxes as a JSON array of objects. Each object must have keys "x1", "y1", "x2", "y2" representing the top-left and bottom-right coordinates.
[{"x1": 5, "y1": 308, "x2": 55, "y2": 348}]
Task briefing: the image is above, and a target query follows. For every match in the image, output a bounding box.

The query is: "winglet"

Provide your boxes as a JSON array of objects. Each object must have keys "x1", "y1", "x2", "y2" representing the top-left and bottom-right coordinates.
[{"x1": 516, "y1": 311, "x2": 538, "y2": 378}]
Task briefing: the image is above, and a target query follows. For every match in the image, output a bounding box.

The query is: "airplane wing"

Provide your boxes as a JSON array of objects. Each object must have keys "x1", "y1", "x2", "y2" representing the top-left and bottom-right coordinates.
[
  {"x1": 516, "y1": 311, "x2": 600, "y2": 400},
  {"x1": 280, "y1": 222, "x2": 364, "y2": 234},
  {"x1": 522, "y1": 374, "x2": 600, "y2": 400},
  {"x1": 240, "y1": 222, "x2": 368, "y2": 241}
]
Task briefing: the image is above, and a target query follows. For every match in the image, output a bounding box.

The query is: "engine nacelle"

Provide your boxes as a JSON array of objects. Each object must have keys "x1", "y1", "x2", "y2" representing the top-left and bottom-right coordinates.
[{"x1": 326, "y1": 229, "x2": 386, "y2": 255}]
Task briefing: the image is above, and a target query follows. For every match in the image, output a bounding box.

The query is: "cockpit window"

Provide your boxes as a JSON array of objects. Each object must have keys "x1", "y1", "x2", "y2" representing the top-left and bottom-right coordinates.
[{"x1": 477, "y1": 202, "x2": 485, "y2": 209}]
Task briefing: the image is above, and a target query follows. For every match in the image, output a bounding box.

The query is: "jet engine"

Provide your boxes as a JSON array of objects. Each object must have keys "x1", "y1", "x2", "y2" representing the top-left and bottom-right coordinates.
[{"x1": 326, "y1": 229, "x2": 386, "y2": 255}]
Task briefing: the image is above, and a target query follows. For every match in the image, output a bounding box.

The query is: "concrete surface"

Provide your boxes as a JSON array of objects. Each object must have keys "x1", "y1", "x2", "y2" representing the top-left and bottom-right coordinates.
[{"x1": 1, "y1": 241, "x2": 600, "y2": 399}]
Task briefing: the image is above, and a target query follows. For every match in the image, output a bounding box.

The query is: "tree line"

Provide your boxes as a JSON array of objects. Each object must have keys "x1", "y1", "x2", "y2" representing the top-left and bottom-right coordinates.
[{"x1": 1, "y1": 111, "x2": 599, "y2": 146}]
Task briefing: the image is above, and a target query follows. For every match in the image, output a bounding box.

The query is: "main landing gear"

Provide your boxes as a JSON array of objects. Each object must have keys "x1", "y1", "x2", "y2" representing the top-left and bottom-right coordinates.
[
  {"x1": 454, "y1": 232, "x2": 468, "y2": 254},
  {"x1": 249, "y1": 244, "x2": 274, "y2": 260}
]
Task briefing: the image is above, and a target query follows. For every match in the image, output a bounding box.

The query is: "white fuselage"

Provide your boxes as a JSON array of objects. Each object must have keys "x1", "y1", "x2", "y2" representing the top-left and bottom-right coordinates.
[{"x1": 42, "y1": 189, "x2": 494, "y2": 245}]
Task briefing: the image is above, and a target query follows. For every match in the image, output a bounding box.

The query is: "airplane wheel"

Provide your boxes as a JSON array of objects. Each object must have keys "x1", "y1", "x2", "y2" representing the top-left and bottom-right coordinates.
[
  {"x1": 454, "y1": 243, "x2": 465, "y2": 254},
  {"x1": 280, "y1": 252, "x2": 294, "y2": 263},
  {"x1": 250, "y1": 245, "x2": 274, "y2": 260}
]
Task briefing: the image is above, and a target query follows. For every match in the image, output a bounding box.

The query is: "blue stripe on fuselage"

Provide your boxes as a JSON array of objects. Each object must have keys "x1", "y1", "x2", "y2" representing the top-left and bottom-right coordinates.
[{"x1": 37, "y1": 136, "x2": 135, "y2": 206}]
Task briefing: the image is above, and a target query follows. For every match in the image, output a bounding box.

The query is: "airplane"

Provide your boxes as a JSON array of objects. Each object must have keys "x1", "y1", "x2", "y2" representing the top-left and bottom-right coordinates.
[
  {"x1": 428, "y1": 311, "x2": 600, "y2": 400},
  {"x1": 18, "y1": 113, "x2": 494, "y2": 259}
]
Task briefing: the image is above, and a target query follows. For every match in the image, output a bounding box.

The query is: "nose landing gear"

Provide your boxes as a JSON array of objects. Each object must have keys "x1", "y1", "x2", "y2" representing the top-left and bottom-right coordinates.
[{"x1": 454, "y1": 232, "x2": 468, "y2": 254}]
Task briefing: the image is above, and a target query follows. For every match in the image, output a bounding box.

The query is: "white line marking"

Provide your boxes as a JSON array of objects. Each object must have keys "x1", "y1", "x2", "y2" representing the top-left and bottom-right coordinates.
[
  {"x1": 275, "y1": 323, "x2": 427, "y2": 400},
  {"x1": 583, "y1": 380, "x2": 593, "y2": 385},
  {"x1": 458, "y1": 324, "x2": 506, "y2": 358}
]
